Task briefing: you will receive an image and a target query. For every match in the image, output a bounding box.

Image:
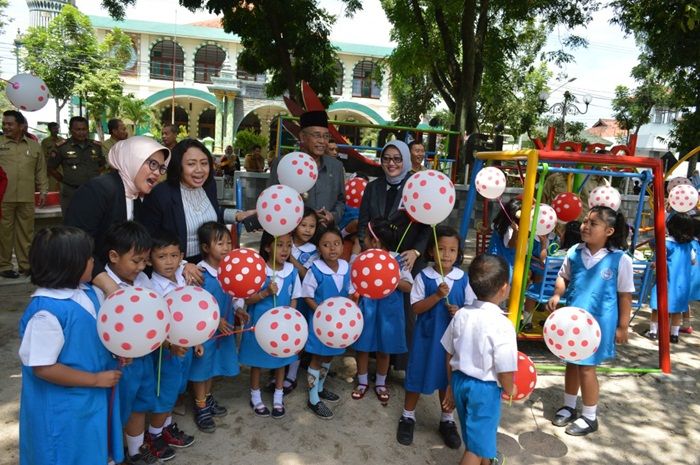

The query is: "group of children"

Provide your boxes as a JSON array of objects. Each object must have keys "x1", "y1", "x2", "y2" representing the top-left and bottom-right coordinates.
[{"x1": 20, "y1": 197, "x2": 675, "y2": 465}]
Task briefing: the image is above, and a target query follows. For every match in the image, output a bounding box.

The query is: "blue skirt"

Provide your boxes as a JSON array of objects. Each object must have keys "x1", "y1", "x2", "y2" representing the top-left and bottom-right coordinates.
[
  {"x1": 239, "y1": 307, "x2": 298, "y2": 369},
  {"x1": 353, "y1": 292, "x2": 407, "y2": 354},
  {"x1": 152, "y1": 347, "x2": 193, "y2": 413},
  {"x1": 189, "y1": 334, "x2": 240, "y2": 382}
]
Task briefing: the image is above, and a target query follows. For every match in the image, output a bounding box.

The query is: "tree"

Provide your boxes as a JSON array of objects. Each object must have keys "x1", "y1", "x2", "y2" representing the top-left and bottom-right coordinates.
[
  {"x1": 388, "y1": 72, "x2": 438, "y2": 127},
  {"x1": 117, "y1": 94, "x2": 160, "y2": 135},
  {"x1": 74, "y1": 69, "x2": 125, "y2": 141},
  {"x1": 101, "y1": 0, "x2": 361, "y2": 104},
  {"x1": 380, "y1": 0, "x2": 598, "y2": 138}
]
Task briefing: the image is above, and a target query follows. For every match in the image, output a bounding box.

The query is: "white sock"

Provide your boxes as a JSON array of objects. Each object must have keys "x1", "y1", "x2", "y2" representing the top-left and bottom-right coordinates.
[
  {"x1": 581, "y1": 404, "x2": 597, "y2": 421},
  {"x1": 402, "y1": 409, "x2": 416, "y2": 420},
  {"x1": 148, "y1": 425, "x2": 163, "y2": 436},
  {"x1": 650, "y1": 322, "x2": 658, "y2": 333},
  {"x1": 522, "y1": 311, "x2": 533, "y2": 324},
  {"x1": 440, "y1": 411, "x2": 454, "y2": 422},
  {"x1": 287, "y1": 360, "x2": 300, "y2": 382},
  {"x1": 164, "y1": 416, "x2": 172, "y2": 428},
  {"x1": 671, "y1": 326, "x2": 680, "y2": 336},
  {"x1": 564, "y1": 393, "x2": 578, "y2": 409},
  {"x1": 251, "y1": 388, "x2": 262, "y2": 406},
  {"x1": 376, "y1": 373, "x2": 387, "y2": 386},
  {"x1": 273, "y1": 388, "x2": 284, "y2": 406},
  {"x1": 358, "y1": 372, "x2": 368, "y2": 386},
  {"x1": 126, "y1": 433, "x2": 144, "y2": 457}
]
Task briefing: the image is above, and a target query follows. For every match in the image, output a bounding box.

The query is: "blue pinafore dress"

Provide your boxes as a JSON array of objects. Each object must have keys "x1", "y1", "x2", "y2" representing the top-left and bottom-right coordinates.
[
  {"x1": 354, "y1": 288, "x2": 408, "y2": 354},
  {"x1": 304, "y1": 263, "x2": 350, "y2": 357},
  {"x1": 239, "y1": 266, "x2": 300, "y2": 369},
  {"x1": 565, "y1": 247, "x2": 622, "y2": 365},
  {"x1": 405, "y1": 270, "x2": 469, "y2": 394},
  {"x1": 189, "y1": 268, "x2": 240, "y2": 381},
  {"x1": 651, "y1": 239, "x2": 693, "y2": 313},
  {"x1": 19, "y1": 285, "x2": 124, "y2": 465},
  {"x1": 690, "y1": 239, "x2": 700, "y2": 301}
]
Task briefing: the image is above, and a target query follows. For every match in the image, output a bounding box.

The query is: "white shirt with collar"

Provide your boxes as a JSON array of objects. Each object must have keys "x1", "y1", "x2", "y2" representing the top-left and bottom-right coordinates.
[
  {"x1": 440, "y1": 300, "x2": 518, "y2": 383},
  {"x1": 198, "y1": 260, "x2": 244, "y2": 309},
  {"x1": 19, "y1": 285, "x2": 103, "y2": 367},
  {"x1": 557, "y1": 243, "x2": 635, "y2": 292},
  {"x1": 150, "y1": 264, "x2": 186, "y2": 297},
  {"x1": 266, "y1": 262, "x2": 303, "y2": 299},
  {"x1": 105, "y1": 265, "x2": 152, "y2": 290},
  {"x1": 410, "y1": 266, "x2": 476, "y2": 305},
  {"x1": 301, "y1": 259, "x2": 349, "y2": 298}
]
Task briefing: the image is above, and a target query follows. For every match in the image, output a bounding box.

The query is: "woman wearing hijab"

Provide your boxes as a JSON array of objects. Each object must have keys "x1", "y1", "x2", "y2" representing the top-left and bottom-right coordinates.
[{"x1": 64, "y1": 136, "x2": 170, "y2": 294}]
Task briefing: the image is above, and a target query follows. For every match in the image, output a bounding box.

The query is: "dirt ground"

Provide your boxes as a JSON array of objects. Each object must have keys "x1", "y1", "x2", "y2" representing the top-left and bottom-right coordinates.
[{"x1": 0, "y1": 277, "x2": 697, "y2": 465}]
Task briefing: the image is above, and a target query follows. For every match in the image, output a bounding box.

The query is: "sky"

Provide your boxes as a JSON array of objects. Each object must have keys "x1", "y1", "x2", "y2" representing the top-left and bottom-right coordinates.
[{"x1": 0, "y1": 0, "x2": 640, "y2": 127}]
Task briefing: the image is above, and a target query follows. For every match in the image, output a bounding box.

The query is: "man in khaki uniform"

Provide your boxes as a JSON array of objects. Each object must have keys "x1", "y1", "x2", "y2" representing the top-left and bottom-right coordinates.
[
  {"x1": 244, "y1": 145, "x2": 265, "y2": 172},
  {"x1": 40, "y1": 122, "x2": 63, "y2": 192},
  {"x1": 102, "y1": 118, "x2": 128, "y2": 157},
  {"x1": 0, "y1": 110, "x2": 48, "y2": 278},
  {"x1": 48, "y1": 116, "x2": 105, "y2": 215}
]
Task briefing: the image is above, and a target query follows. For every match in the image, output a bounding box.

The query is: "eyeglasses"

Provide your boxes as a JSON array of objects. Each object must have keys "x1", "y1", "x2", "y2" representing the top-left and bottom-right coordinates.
[
  {"x1": 304, "y1": 131, "x2": 331, "y2": 141},
  {"x1": 381, "y1": 156, "x2": 403, "y2": 165},
  {"x1": 145, "y1": 158, "x2": 167, "y2": 175}
]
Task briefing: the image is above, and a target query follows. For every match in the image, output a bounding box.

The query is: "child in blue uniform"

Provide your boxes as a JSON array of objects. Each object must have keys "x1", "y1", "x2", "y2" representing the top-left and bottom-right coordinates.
[
  {"x1": 647, "y1": 213, "x2": 695, "y2": 343},
  {"x1": 396, "y1": 226, "x2": 475, "y2": 449},
  {"x1": 189, "y1": 221, "x2": 245, "y2": 432},
  {"x1": 351, "y1": 218, "x2": 412, "y2": 405},
  {"x1": 285, "y1": 208, "x2": 319, "y2": 393},
  {"x1": 442, "y1": 254, "x2": 517, "y2": 465},
  {"x1": 301, "y1": 228, "x2": 350, "y2": 419},
  {"x1": 147, "y1": 232, "x2": 196, "y2": 451},
  {"x1": 685, "y1": 218, "x2": 700, "y2": 333},
  {"x1": 19, "y1": 226, "x2": 123, "y2": 465},
  {"x1": 547, "y1": 206, "x2": 634, "y2": 436},
  {"x1": 104, "y1": 222, "x2": 175, "y2": 463},
  {"x1": 241, "y1": 232, "x2": 302, "y2": 418}
]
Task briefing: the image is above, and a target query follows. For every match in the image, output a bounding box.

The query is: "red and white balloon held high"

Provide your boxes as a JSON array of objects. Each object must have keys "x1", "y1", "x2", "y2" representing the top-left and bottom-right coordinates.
[
  {"x1": 345, "y1": 177, "x2": 368, "y2": 208},
  {"x1": 276, "y1": 151, "x2": 318, "y2": 194},
  {"x1": 401, "y1": 169, "x2": 456, "y2": 225},
  {"x1": 588, "y1": 186, "x2": 622, "y2": 211},
  {"x1": 97, "y1": 287, "x2": 170, "y2": 358},
  {"x1": 668, "y1": 184, "x2": 699, "y2": 213},
  {"x1": 552, "y1": 192, "x2": 583, "y2": 223},
  {"x1": 475, "y1": 166, "x2": 507, "y2": 199},
  {"x1": 6, "y1": 74, "x2": 50, "y2": 112},
  {"x1": 350, "y1": 248, "x2": 400, "y2": 299},
  {"x1": 217, "y1": 248, "x2": 267, "y2": 298},
  {"x1": 166, "y1": 286, "x2": 220, "y2": 347},
  {"x1": 256, "y1": 184, "x2": 305, "y2": 236},
  {"x1": 255, "y1": 306, "x2": 309, "y2": 357}
]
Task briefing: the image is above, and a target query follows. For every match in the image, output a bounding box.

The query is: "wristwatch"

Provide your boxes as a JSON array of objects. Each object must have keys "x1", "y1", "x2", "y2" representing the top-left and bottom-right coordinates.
[{"x1": 412, "y1": 249, "x2": 421, "y2": 257}]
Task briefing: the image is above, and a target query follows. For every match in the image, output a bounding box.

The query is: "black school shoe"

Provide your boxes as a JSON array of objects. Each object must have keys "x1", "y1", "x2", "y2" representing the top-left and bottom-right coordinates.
[
  {"x1": 552, "y1": 406, "x2": 578, "y2": 427},
  {"x1": 438, "y1": 420, "x2": 462, "y2": 449},
  {"x1": 670, "y1": 335, "x2": 680, "y2": 343},
  {"x1": 307, "y1": 400, "x2": 334, "y2": 419},
  {"x1": 318, "y1": 389, "x2": 340, "y2": 403},
  {"x1": 396, "y1": 416, "x2": 415, "y2": 446},
  {"x1": 565, "y1": 416, "x2": 598, "y2": 436},
  {"x1": 206, "y1": 394, "x2": 228, "y2": 417}
]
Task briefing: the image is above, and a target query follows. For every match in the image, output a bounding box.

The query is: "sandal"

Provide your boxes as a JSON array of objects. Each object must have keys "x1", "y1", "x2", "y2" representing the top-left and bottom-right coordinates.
[
  {"x1": 351, "y1": 383, "x2": 368, "y2": 400},
  {"x1": 250, "y1": 400, "x2": 270, "y2": 417},
  {"x1": 271, "y1": 403, "x2": 286, "y2": 419},
  {"x1": 374, "y1": 385, "x2": 390, "y2": 405},
  {"x1": 282, "y1": 377, "x2": 297, "y2": 395}
]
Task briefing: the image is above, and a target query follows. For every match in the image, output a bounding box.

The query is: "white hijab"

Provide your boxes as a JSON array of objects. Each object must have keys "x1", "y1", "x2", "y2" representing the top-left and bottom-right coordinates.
[
  {"x1": 108, "y1": 136, "x2": 170, "y2": 199},
  {"x1": 382, "y1": 140, "x2": 412, "y2": 185}
]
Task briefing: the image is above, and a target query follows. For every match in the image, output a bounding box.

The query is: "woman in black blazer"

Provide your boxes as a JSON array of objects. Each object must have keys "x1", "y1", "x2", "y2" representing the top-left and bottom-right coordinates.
[{"x1": 64, "y1": 135, "x2": 170, "y2": 294}]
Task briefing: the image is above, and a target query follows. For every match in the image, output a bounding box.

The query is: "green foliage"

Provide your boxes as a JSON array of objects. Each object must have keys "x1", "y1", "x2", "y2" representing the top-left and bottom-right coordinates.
[
  {"x1": 389, "y1": 71, "x2": 438, "y2": 127},
  {"x1": 233, "y1": 129, "x2": 268, "y2": 154},
  {"x1": 116, "y1": 94, "x2": 161, "y2": 134},
  {"x1": 0, "y1": 0, "x2": 9, "y2": 35},
  {"x1": 74, "y1": 69, "x2": 125, "y2": 140}
]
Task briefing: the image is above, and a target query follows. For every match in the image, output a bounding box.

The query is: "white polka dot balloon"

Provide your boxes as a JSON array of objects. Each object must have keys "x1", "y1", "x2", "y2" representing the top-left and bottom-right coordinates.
[
  {"x1": 6, "y1": 73, "x2": 50, "y2": 111},
  {"x1": 552, "y1": 192, "x2": 583, "y2": 222},
  {"x1": 350, "y1": 248, "x2": 400, "y2": 299},
  {"x1": 668, "y1": 184, "x2": 699, "y2": 213},
  {"x1": 313, "y1": 297, "x2": 364, "y2": 349},
  {"x1": 501, "y1": 351, "x2": 537, "y2": 401},
  {"x1": 217, "y1": 248, "x2": 267, "y2": 298},
  {"x1": 401, "y1": 169, "x2": 456, "y2": 225},
  {"x1": 277, "y1": 151, "x2": 318, "y2": 194},
  {"x1": 474, "y1": 166, "x2": 507, "y2": 199},
  {"x1": 345, "y1": 177, "x2": 368, "y2": 208},
  {"x1": 531, "y1": 204, "x2": 557, "y2": 236},
  {"x1": 255, "y1": 306, "x2": 309, "y2": 357},
  {"x1": 588, "y1": 186, "x2": 622, "y2": 211},
  {"x1": 667, "y1": 177, "x2": 692, "y2": 193},
  {"x1": 256, "y1": 184, "x2": 304, "y2": 236},
  {"x1": 97, "y1": 287, "x2": 170, "y2": 358},
  {"x1": 543, "y1": 307, "x2": 601, "y2": 362},
  {"x1": 165, "y1": 286, "x2": 220, "y2": 347}
]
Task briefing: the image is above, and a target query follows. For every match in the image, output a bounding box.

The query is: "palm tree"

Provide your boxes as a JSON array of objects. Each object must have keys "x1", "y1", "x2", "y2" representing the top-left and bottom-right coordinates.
[{"x1": 117, "y1": 94, "x2": 160, "y2": 135}]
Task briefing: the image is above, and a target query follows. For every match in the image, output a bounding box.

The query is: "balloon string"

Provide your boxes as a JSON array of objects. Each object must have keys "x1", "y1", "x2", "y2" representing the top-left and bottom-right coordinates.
[
  {"x1": 212, "y1": 326, "x2": 254, "y2": 339},
  {"x1": 395, "y1": 222, "x2": 412, "y2": 252},
  {"x1": 432, "y1": 225, "x2": 450, "y2": 306},
  {"x1": 272, "y1": 236, "x2": 277, "y2": 308},
  {"x1": 156, "y1": 345, "x2": 162, "y2": 397},
  {"x1": 497, "y1": 198, "x2": 516, "y2": 227}
]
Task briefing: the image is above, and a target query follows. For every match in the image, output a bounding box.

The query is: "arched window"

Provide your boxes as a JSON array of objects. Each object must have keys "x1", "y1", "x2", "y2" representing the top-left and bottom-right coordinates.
[
  {"x1": 160, "y1": 106, "x2": 189, "y2": 130},
  {"x1": 332, "y1": 60, "x2": 343, "y2": 96},
  {"x1": 352, "y1": 60, "x2": 381, "y2": 99},
  {"x1": 198, "y1": 108, "x2": 216, "y2": 139},
  {"x1": 194, "y1": 45, "x2": 226, "y2": 84},
  {"x1": 150, "y1": 40, "x2": 184, "y2": 81}
]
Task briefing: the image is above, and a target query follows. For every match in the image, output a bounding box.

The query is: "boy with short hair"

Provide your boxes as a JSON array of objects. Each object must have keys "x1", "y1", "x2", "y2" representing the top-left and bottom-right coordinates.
[
  {"x1": 441, "y1": 254, "x2": 518, "y2": 465},
  {"x1": 103, "y1": 221, "x2": 173, "y2": 464}
]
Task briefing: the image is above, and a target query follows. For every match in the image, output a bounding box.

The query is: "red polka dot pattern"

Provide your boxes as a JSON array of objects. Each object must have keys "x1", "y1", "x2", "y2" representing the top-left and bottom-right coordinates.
[
  {"x1": 501, "y1": 352, "x2": 537, "y2": 401},
  {"x1": 165, "y1": 286, "x2": 220, "y2": 348},
  {"x1": 474, "y1": 166, "x2": 507, "y2": 199},
  {"x1": 542, "y1": 307, "x2": 601, "y2": 362},
  {"x1": 345, "y1": 177, "x2": 368, "y2": 208},
  {"x1": 6, "y1": 74, "x2": 50, "y2": 112},
  {"x1": 667, "y1": 177, "x2": 692, "y2": 193},
  {"x1": 668, "y1": 184, "x2": 699, "y2": 213},
  {"x1": 255, "y1": 305, "x2": 308, "y2": 357},
  {"x1": 97, "y1": 287, "x2": 169, "y2": 358},
  {"x1": 531, "y1": 204, "x2": 558, "y2": 236},
  {"x1": 350, "y1": 249, "x2": 400, "y2": 299},
  {"x1": 218, "y1": 248, "x2": 266, "y2": 298},
  {"x1": 256, "y1": 184, "x2": 304, "y2": 236},
  {"x1": 276, "y1": 151, "x2": 319, "y2": 194},
  {"x1": 312, "y1": 297, "x2": 364, "y2": 349},
  {"x1": 588, "y1": 186, "x2": 621, "y2": 211},
  {"x1": 552, "y1": 192, "x2": 583, "y2": 223},
  {"x1": 401, "y1": 170, "x2": 456, "y2": 225}
]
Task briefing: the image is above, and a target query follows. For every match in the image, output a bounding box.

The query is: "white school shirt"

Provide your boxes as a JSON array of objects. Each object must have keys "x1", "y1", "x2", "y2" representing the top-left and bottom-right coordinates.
[
  {"x1": 198, "y1": 260, "x2": 244, "y2": 310},
  {"x1": 105, "y1": 265, "x2": 152, "y2": 290},
  {"x1": 150, "y1": 264, "x2": 187, "y2": 297},
  {"x1": 441, "y1": 300, "x2": 518, "y2": 383},
  {"x1": 301, "y1": 259, "x2": 349, "y2": 298},
  {"x1": 19, "y1": 285, "x2": 102, "y2": 367},
  {"x1": 410, "y1": 266, "x2": 476, "y2": 305},
  {"x1": 557, "y1": 244, "x2": 635, "y2": 293},
  {"x1": 292, "y1": 242, "x2": 318, "y2": 269},
  {"x1": 266, "y1": 262, "x2": 303, "y2": 299}
]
